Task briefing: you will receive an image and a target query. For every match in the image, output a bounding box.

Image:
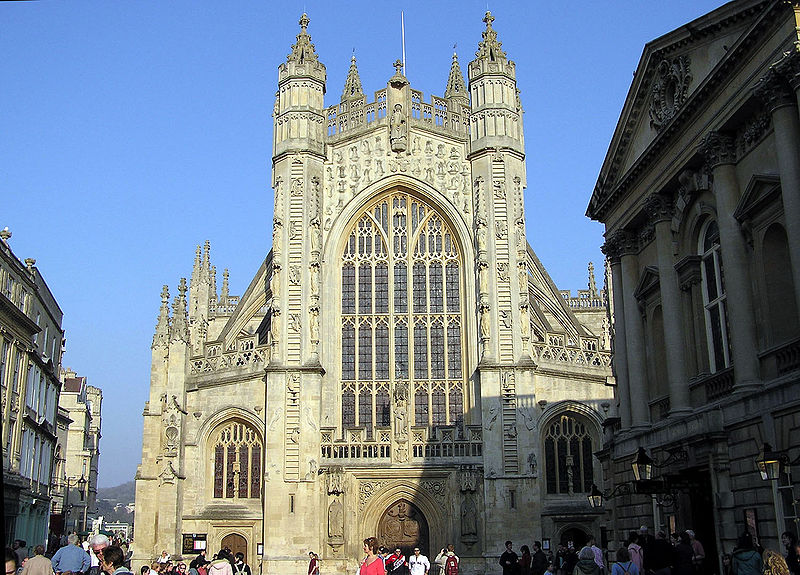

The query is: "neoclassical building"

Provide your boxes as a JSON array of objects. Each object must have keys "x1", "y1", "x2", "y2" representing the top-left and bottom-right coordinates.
[
  {"x1": 588, "y1": 0, "x2": 800, "y2": 568},
  {"x1": 134, "y1": 13, "x2": 615, "y2": 574}
]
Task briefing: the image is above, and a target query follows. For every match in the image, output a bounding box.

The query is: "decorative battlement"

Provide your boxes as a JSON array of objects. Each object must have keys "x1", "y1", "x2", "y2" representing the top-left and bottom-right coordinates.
[
  {"x1": 560, "y1": 289, "x2": 606, "y2": 309},
  {"x1": 531, "y1": 332, "x2": 611, "y2": 369},
  {"x1": 320, "y1": 425, "x2": 483, "y2": 461},
  {"x1": 324, "y1": 88, "x2": 470, "y2": 141}
]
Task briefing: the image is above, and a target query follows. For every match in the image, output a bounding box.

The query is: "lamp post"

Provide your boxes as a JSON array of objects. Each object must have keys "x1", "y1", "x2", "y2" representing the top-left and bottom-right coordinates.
[
  {"x1": 78, "y1": 475, "x2": 87, "y2": 532},
  {"x1": 63, "y1": 476, "x2": 76, "y2": 534},
  {"x1": 756, "y1": 443, "x2": 800, "y2": 539}
]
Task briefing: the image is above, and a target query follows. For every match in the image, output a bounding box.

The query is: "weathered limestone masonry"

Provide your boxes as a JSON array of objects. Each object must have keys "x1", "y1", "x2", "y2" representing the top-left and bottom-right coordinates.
[{"x1": 134, "y1": 13, "x2": 615, "y2": 575}]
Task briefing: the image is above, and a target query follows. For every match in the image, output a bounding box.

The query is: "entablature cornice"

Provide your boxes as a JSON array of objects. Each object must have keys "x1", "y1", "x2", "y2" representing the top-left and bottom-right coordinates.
[{"x1": 588, "y1": 0, "x2": 786, "y2": 222}]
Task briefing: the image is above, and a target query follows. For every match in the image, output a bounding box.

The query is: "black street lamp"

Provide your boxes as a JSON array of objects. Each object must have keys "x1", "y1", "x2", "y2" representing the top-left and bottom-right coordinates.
[
  {"x1": 757, "y1": 443, "x2": 786, "y2": 481},
  {"x1": 632, "y1": 447, "x2": 654, "y2": 481},
  {"x1": 77, "y1": 475, "x2": 87, "y2": 531}
]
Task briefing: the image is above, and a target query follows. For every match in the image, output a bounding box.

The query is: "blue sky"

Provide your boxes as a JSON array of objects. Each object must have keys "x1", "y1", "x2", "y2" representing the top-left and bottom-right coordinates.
[{"x1": 2, "y1": 1, "x2": 725, "y2": 487}]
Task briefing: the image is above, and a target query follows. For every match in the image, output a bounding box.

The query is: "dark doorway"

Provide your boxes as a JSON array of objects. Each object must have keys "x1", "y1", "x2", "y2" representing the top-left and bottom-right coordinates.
[
  {"x1": 560, "y1": 527, "x2": 589, "y2": 551},
  {"x1": 378, "y1": 500, "x2": 430, "y2": 557},
  {"x1": 221, "y1": 533, "x2": 247, "y2": 563},
  {"x1": 673, "y1": 469, "x2": 719, "y2": 575}
]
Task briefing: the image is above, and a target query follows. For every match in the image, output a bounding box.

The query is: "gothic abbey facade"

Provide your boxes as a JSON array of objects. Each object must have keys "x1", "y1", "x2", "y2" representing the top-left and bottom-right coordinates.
[{"x1": 134, "y1": 13, "x2": 614, "y2": 574}]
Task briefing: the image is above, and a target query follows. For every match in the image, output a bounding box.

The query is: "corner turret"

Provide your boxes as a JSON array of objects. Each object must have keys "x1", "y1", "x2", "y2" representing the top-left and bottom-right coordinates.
[
  {"x1": 274, "y1": 14, "x2": 327, "y2": 158},
  {"x1": 444, "y1": 50, "x2": 468, "y2": 107},
  {"x1": 468, "y1": 12, "x2": 523, "y2": 155}
]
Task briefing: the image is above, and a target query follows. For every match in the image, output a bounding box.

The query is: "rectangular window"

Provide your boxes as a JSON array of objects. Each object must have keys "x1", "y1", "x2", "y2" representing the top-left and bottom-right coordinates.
[
  {"x1": 430, "y1": 324, "x2": 445, "y2": 379},
  {"x1": 395, "y1": 324, "x2": 408, "y2": 379},
  {"x1": 342, "y1": 266, "x2": 356, "y2": 314},
  {"x1": 415, "y1": 389, "x2": 429, "y2": 426},
  {"x1": 342, "y1": 391, "x2": 356, "y2": 427},
  {"x1": 413, "y1": 262, "x2": 427, "y2": 313},
  {"x1": 414, "y1": 323, "x2": 428, "y2": 379},
  {"x1": 432, "y1": 389, "x2": 446, "y2": 427},
  {"x1": 358, "y1": 323, "x2": 373, "y2": 381},
  {"x1": 447, "y1": 323, "x2": 462, "y2": 379},
  {"x1": 358, "y1": 389, "x2": 372, "y2": 437},
  {"x1": 250, "y1": 447, "x2": 261, "y2": 499},
  {"x1": 358, "y1": 264, "x2": 372, "y2": 314},
  {"x1": 375, "y1": 264, "x2": 389, "y2": 314},
  {"x1": 375, "y1": 325, "x2": 389, "y2": 380},
  {"x1": 394, "y1": 263, "x2": 407, "y2": 313},
  {"x1": 446, "y1": 263, "x2": 460, "y2": 312},
  {"x1": 429, "y1": 262, "x2": 443, "y2": 313},
  {"x1": 342, "y1": 325, "x2": 355, "y2": 380}
]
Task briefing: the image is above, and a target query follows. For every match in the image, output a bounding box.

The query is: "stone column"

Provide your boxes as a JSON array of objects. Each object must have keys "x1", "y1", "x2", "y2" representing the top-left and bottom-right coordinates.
[
  {"x1": 758, "y1": 65, "x2": 800, "y2": 315},
  {"x1": 613, "y1": 230, "x2": 650, "y2": 428},
  {"x1": 675, "y1": 255, "x2": 703, "y2": 378},
  {"x1": 602, "y1": 237, "x2": 631, "y2": 429},
  {"x1": 700, "y1": 132, "x2": 761, "y2": 390},
  {"x1": 645, "y1": 194, "x2": 692, "y2": 415}
]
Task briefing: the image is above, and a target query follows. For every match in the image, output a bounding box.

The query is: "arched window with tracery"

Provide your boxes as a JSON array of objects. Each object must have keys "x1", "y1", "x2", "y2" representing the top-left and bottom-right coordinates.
[
  {"x1": 544, "y1": 413, "x2": 594, "y2": 495},
  {"x1": 341, "y1": 192, "x2": 465, "y2": 438},
  {"x1": 212, "y1": 420, "x2": 262, "y2": 499},
  {"x1": 699, "y1": 220, "x2": 730, "y2": 372}
]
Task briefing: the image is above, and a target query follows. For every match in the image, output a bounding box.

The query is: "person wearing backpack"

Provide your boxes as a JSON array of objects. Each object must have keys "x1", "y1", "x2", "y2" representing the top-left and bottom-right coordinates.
[
  {"x1": 626, "y1": 534, "x2": 643, "y2": 575},
  {"x1": 442, "y1": 546, "x2": 458, "y2": 575},
  {"x1": 610, "y1": 548, "x2": 639, "y2": 575}
]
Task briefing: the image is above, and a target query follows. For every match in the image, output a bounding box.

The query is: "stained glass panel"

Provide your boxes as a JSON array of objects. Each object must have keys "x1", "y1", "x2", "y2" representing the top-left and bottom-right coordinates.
[
  {"x1": 415, "y1": 387, "x2": 429, "y2": 426},
  {"x1": 412, "y1": 262, "x2": 427, "y2": 313},
  {"x1": 214, "y1": 445, "x2": 224, "y2": 498},
  {"x1": 429, "y1": 262, "x2": 443, "y2": 313},
  {"x1": 342, "y1": 390, "x2": 355, "y2": 427},
  {"x1": 375, "y1": 324, "x2": 389, "y2": 380},
  {"x1": 432, "y1": 388, "x2": 446, "y2": 427},
  {"x1": 375, "y1": 263, "x2": 389, "y2": 313},
  {"x1": 342, "y1": 265, "x2": 356, "y2": 314},
  {"x1": 414, "y1": 323, "x2": 428, "y2": 379},
  {"x1": 359, "y1": 264, "x2": 372, "y2": 314},
  {"x1": 358, "y1": 322, "x2": 373, "y2": 380},
  {"x1": 430, "y1": 323, "x2": 445, "y2": 379},
  {"x1": 342, "y1": 324, "x2": 355, "y2": 380},
  {"x1": 376, "y1": 389, "x2": 391, "y2": 427},
  {"x1": 395, "y1": 323, "x2": 408, "y2": 379},
  {"x1": 251, "y1": 447, "x2": 261, "y2": 499},
  {"x1": 446, "y1": 262, "x2": 460, "y2": 312}
]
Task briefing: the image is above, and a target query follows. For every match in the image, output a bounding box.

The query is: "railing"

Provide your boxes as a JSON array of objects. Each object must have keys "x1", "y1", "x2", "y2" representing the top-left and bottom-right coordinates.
[
  {"x1": 320, "y1": 428, "x2": 392, "y2": 460},
  {"x1": 560, "y1": 289, "x2": 606, "y2": 309},
  {"x1": 190, "y1": 338, "x2": 268, "y2": 374},
  {"x1": 701, "y1": 367, "x2": 735, "y2": 401},
  {"x1": 531, "y1": 333, "x2": 611, "y2": 369},
  {"x1": 648, "y1": 396, "x2": 671, "y2": 422},
  {"x1": 411, "y1": 425, "x2": 483, "y2": 459},
  {"x1": 319, "y1": 425, "x2": 483, "y2": 461},
  {"x1": 323, "y1": 89, "x2": 470, "y2": 140},
  {"x1": 758, "y1": 336, "x2": 800, "y2": 378}
]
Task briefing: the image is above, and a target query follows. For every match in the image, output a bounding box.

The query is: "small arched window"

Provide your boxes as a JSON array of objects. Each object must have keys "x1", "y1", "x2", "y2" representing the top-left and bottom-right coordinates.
[
  {"x1": 212, "y1": 420, "x2": 262, "y2": 499},
  {"x1": 544, "y1": 413, "x2": 594, "y2": 495},
  {"x1": 699, "y1": 220, "x2": 730, "y2": 372}
]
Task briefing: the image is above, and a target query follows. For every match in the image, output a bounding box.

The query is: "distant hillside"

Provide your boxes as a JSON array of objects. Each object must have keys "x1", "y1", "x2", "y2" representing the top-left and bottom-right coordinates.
[
  {"x1": 97, "y1": 481, "x2": 135, "y2": 503},
  {"x1": 97, "y1": 481, "x2": 136, "y2": 525}
]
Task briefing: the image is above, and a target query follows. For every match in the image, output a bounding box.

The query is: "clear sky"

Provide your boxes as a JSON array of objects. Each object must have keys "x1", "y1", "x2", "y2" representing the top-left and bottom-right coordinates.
[{"x1": 2, "y1": 1, "x2": 725, "y2": 488}]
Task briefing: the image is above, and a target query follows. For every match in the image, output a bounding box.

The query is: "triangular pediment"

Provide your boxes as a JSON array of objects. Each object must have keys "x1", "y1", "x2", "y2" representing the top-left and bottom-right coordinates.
[
  {"x1": 734, "y1": 173, "x2": 781, "y2": 221},
  {"x1": 588, "y1": 0, "x2": 768, "y2": 222},
  {"x1": 633, "y1": 266, "x2": 660, "y2": 303}
]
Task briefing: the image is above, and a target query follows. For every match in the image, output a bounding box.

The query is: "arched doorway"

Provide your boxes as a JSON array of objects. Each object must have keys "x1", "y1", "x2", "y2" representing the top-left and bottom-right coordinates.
[
  {"x1": 221, "y1": 533, "x2": 247, "y2": 562},
  {"x1": 377, "y1": 500, "x2": 429, "y2": 556},
  {"x1": 560, "y1": 527, "x2": 589, "y2": 551}
]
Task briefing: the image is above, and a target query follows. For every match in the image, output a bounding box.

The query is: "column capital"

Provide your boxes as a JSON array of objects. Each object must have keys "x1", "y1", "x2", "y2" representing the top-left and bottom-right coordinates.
[
  {"x1": 601, "y1": 229, "x2": 638, "y2": 260},
  {"x1": 644, "y1": 193, "x2": 674, "y2": 224},
  {"x1": 755, "y1": 68, "x2": 796, "y2": 113},
  {"x1": 700, "y1": 131, "x2": 737, "y2": 168},
  {"x1": 774, "y1": 45, "x2": 800, "y2": 92}
]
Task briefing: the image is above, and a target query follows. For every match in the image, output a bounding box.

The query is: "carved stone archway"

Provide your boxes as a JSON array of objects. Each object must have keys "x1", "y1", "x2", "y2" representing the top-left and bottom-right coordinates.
[
  {"x1": 377, "y1": 500, "x2": 429, "y2": 557},
  {"x1": 221, "y1": 533, "x2": 247, "y2": 561}
]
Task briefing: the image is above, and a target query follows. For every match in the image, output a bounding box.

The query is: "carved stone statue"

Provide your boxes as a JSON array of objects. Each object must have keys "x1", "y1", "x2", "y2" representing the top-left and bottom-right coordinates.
[
  {"x1": 476, "y1": 218, "x2": 488, "y2": 254},
  {"x1": 480, "y1": 305, "x2": 491, "y2": 340},
  {"x1": 461, "y1": 495, "x2": 477, "y2": 536},
  {"x1": 328, "y1": 498, "x2": 344, "y2": 539},
  {"x1": 390, "y1": 104, "x2": 407, "y2": 152},
  {"x1": 310, "y1": 218, "x2": 321, "y2": 255}
]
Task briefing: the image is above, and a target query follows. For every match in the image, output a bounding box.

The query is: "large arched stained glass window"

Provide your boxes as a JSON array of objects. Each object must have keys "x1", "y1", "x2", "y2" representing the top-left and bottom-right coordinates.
[
  {"x1": 544, "y1": 413, "x2": 594, "y2": 495},
  {"x1": 212, "y1": 420, "x2": 262, "y2": 499},
  {"x1": 341, "y1": 193, "x2": 465, "y2": 437}
]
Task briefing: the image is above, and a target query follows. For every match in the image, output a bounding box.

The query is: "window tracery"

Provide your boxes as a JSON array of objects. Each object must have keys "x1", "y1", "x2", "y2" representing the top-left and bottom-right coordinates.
[
  {"x1": 212, "y1": 420, "x2": 262, "y2": 499},
  {"x1": 699, "y1": 220, "x2": 730, "y2": 372},
  {"x1": 544, "y1": 413, "x2": 594, "y2": 495},
  {"x1": 341, "y1": 192, "x2": 465, "y2": 437}
]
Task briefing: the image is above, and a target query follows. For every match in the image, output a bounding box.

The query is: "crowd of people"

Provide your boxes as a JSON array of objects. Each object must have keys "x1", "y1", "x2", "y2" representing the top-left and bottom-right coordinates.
[
  {"x1": 353, "y1": 539, "x2": 460, "y2": 575},
  {"x1": 144, "y1": 548, "x2": 253, "y2": 575},
  {"x1": 5, "y1": 534, "x2": 133, "y2": 575},
  {"x1": 493, "y1": 527, "x2": 800, "y2": 575}
]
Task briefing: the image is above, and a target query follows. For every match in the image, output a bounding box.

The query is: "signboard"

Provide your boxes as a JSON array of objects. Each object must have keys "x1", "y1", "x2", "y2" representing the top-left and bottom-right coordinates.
[{"x1": 183, "y1": 534, "x2": 207, "y2": 555}]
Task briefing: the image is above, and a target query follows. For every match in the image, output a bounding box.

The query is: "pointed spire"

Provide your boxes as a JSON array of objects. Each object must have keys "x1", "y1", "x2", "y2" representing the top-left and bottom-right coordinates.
[
  {"x1": 588, "y1": 262, "x2": 598, "y2": 298},
  {"x1": 476, "y1": 11, "x2": 507, "y2": 62},
  {"x1": 169, "y1": 278, "x2": 189, "y2": 344},
  {"x1": 210, "y1": 265, "x2": 218, "y2": 302},
  {"x1": 152, "y1": 285, "x2": 171, "y2": 349},
  {"x1": 221, "y1": 269, "x2": 230, "y2": 303},
  {"x1": 202, "y1": 240, "x2": 210, "y2": 276},
  {"x1": 444, "y1": 50, "x2": 468, "y2": 103},
  {"x1": 342, "y1": 53, "x2": 364, "y2": 100},
  {"x1": 287, "y1": 13, "x2": 319, "y2": 65}
]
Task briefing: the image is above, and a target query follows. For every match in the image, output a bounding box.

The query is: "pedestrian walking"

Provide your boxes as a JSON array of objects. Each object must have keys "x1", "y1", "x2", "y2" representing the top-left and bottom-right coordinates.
[
  {"x1": 51, "y1": 534, "x2": 91, "y2": 575},
  {"x1": 408, "y1": 548, "x2": 429, "y2": 575},
  {"x1": 500, "y1": 542, "x2": 519, "y2": 575},
  {"x1": 531, "y1": 542, "x2": 548, "y2": 575},
  {"x1": 731, "y1": 533, "x2": 762, "y2": 575},
  {"x1": 610, "y1": 548, "x2": 638, "y2": 575},
  {"x1": 519, "y1": 546, "x2": 532, "y2": 575},
  {"x1": 572, "y1": 548, "x2": 599, "y2": 575},
  {"x1": 359, "y1": 537, "x2": 385, "y2": 575},
  {"x1": 20, "y1": 546, "x2": 51, "y2": 575}
]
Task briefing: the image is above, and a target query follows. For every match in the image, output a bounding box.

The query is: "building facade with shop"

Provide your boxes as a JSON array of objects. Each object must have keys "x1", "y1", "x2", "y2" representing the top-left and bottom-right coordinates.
[
  {"x1": 587, "y1": 0, "x2": 800, "y2": 569},
  {"x1": 0, "y1": 229, "x2": 65, "y2": 547},
  {"x1": 50, "y1": 369, "x2": 103, "y2": 536},
  {"x1": 133, "y1": 12, "x2": 617, "y2": 575}
]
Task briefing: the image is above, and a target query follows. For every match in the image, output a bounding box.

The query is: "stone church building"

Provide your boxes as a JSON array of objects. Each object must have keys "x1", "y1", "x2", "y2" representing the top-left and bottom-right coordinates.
[{"x1": 134, "y1": 13, "x2": 615, "y2": 574}]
